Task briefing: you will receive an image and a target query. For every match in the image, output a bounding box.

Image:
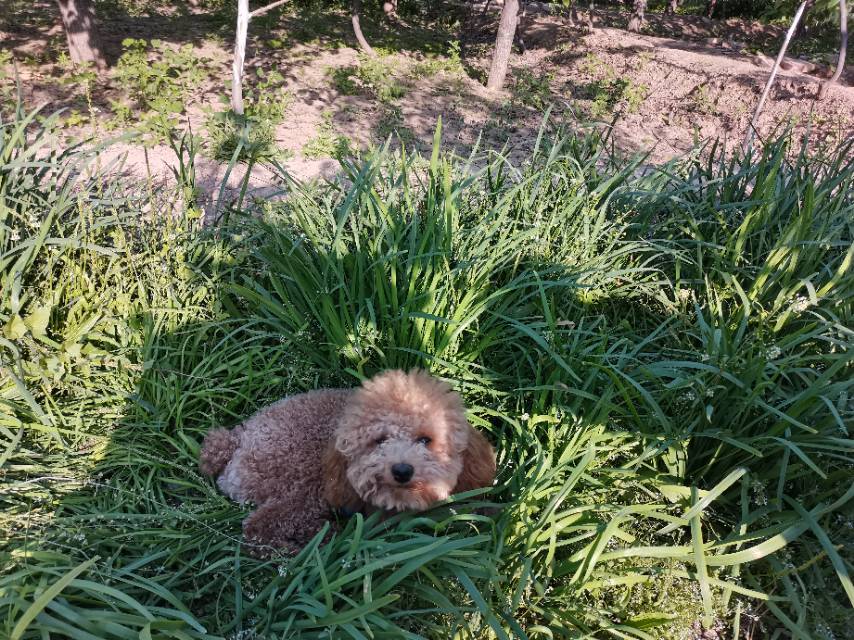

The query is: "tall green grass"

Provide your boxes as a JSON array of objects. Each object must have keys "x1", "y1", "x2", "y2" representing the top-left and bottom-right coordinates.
[{"x1": 1, "y1": 109, "x2": 852, "y2": 639}]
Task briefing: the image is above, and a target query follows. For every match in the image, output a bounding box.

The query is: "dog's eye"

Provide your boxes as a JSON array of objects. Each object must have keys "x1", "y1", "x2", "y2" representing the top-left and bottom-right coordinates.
[
  {"x1": 374, "y1": 436, "x2": 387, "y2": 446},
  {"x1": 416, "y1": 436, "x2": 432, "y2": 446}
]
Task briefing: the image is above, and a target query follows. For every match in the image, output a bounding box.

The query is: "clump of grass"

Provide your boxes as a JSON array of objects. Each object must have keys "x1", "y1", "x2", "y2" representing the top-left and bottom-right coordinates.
[
  {"x1": 301, "y1": 110, "x2": 352, "y2": 159},
  {"x1": 374, "y1": 105, "x2": 416, "y2": 146},
  {"x1": 205, "y1": 68, "x2": 293, "y2": 163},
  {"x1": 329, "y1": 53, "x2": 407, "y2": 103},
  {"x1": 410, "y1": 40, "x2": 464, "y2": 77},
  {"x1": 579, "y1": 53, "x2": 649, "y2": 117},
  {"x1": 1, "y1": 109, "x2": 852, "y2": 640},
  {"x1": 512, "y1": 68, "x2": 554, "y2": 109},
  {"x1": 205, "y1": 109, "x2": 283, "y2": 163}
]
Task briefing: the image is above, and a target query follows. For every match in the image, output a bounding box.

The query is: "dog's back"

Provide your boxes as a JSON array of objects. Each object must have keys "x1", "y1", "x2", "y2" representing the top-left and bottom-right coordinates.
[{"x1": 200, "y1": 389, "x2": 353, "y2": 506}]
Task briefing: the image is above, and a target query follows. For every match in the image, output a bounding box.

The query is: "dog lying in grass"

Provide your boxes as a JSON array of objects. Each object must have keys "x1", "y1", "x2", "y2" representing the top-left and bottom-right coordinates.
[{"x1": 199, "y1": 369, "x2": 496, "y2": 553}]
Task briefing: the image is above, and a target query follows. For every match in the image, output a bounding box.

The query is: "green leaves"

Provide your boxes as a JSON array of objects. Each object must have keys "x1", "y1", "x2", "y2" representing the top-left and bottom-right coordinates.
[
  {"x1": 2, "y1": 313, "x2": 27, "y2": 340},
  {"x1": 9, "y1": 558, "x2": 97, "y2": 640}
]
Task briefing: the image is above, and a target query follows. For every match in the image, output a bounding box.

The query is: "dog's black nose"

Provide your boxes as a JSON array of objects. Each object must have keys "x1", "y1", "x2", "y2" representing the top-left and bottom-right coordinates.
[{"x1": 391, "y1": 463, "x2": 414, "y2": 483}]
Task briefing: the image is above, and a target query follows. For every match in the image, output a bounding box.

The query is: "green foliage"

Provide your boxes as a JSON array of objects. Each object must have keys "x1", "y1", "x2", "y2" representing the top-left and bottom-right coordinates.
[
  {"x1": 678, "y1": 0, "x2": 847, "y2": 41},
  {"x1": 1, "y1": 108, "x2": 853, "y2": 639},
  {"x1": 205, "y1": 110, "x2": 283, "y2": 163},
  {"x1": 329, "y1": 53, "x2": 407, "y2": 103},
  {"x1": 689, "y1": 82, "x2": 717, "y2": 115},
  {"x1": 512, "y1": 69, "x2": 554, "y2": 110},
  {"x1": 709, "y1": 0, "x2": 845, "y2": 22},
  {"x1": 410, "y1": 40, "x2": 464, "y2": 77},
  {"x1": 204, "y1": 70, "x2": 293, "y2": 164},
  {"x1": 581, "y1": 54, "x2": 649, "y2": 117},
  {"x1": 374, "y1": 105, "x2": 416, "y2": 146},
  {"x1": 113, "y1": 38, "x2": 215, "y2": 140},
  {"x1": 0, "y1": 50, "x2": 17, "y2": 113},
  {"x1": 244, "y1": 68, "x2": 293, "y2": 123},
  {"x1": 115, "y1": 38, "x2": 209, "y2": 112},
  {"x1": 301, "y1": 110, "x2": 352, "y2": 159}
]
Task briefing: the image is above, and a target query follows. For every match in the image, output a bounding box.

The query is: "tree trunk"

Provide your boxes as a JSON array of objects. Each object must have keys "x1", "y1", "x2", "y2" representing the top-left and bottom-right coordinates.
[
  {"x1": 231, "y1": 0, "x2": 249, "y2": 114},
  {"x1": 229, "y1": 0, "x2": 291, "y2": 115},
  {"x1": 516, "y1": 0, "x2": 528, "y2": 53},
  {"x1": 627, "y1": 0, "x2": 646, "y2": 32},
  {"x1": 706, "y1": 0, "x2": 716, "y2": 18},
  {"x1": 665, "y1": 0, "x2": 679, "y2": 15},
  {"x1": 352, "y1": 0, "x2": 376, "y2": 56},
  {"x1": 486, "y1": 0, "x2": 519, "y2": 91},
  {"x1": 56, "y1": 0, "x2": 107, "y2": 71},
  {"x1": 818, "y1": 0, "x2": 848, "y2": 99},
  {"x1": 383, "y1": 0, "x2": 397, "y2": 20}
]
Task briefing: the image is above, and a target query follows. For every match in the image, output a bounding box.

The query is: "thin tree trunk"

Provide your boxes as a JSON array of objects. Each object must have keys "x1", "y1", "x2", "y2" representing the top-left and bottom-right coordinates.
[
  {"x1": 818, "y1": 0, "x2": 848, "y2": 99},
  {"x1": 706, "y1": 0, "x2": 716, "y2": 19},
  {"x1": 627, "y1": 0, "x2": 646, "y2": 32},
  {"x1": 229, "y1": 0, "x2": 290, "y2": 115},
  {"x1": 743, "y1": 1, "x2": 808, "y2": 150},
  {"x1": 383, "y1": 0, "x2": 397, "y2": 20},
  {"x1": 231, "y1": 0, "x2": 249, "y2": 114},
  {"x1": 487, "y1": 0, "x2": 519, "y2": 91},
  {"x1": 56, "y1": 0, "x2": 107, "y2": 71},
  {"x1": 352, "y1": 0, "x2": 376, "y2": 56},
  {"x1": 516, "y1": 0, "x2": 528, "y2": 54},
  {"x1": 665, "y1": 0, "x2": 679, "y2": 15}
]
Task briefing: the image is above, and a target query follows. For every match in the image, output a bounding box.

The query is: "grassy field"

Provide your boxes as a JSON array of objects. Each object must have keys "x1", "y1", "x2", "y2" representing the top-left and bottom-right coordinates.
[{"x1": 1, "y1": 107, "x2": 853, "y2": 639}]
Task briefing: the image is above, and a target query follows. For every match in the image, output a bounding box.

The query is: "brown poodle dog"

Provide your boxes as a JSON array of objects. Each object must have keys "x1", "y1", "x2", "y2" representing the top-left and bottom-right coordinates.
[{"x1": 199, "y1": 369, "x2": 496, "y2": 552}]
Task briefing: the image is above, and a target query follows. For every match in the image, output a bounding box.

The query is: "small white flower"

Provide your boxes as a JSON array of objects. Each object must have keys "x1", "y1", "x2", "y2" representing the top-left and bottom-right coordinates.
[
  {"x1": 765, "y1": 346, "x2": 782, "y2": 360},
  {"x1": 750, "y1": 479, "x2": 768, "y2": 506},
  {"x1": 679, "y1": 390, "x2": 697, "y2": 403},
  {"x1": 791, "y1": 295, "x2": 811, "y2": 313},
  {"x1": 520, "y1": 412, "x2": 530, "y2": 421}
]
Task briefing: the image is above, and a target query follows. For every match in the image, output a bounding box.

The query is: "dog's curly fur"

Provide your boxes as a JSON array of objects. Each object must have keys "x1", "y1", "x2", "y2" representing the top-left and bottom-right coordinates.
[{"x1": 199, "y1": 369, "x2": 496, "y2": 552}]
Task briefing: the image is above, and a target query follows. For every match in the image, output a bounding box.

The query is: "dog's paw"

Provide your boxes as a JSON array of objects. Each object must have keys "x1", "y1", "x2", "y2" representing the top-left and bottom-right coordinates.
[
  {"x1": 242, "y1": 520, "x2": 299, "y2": 556},
  {"x1": 242, "y1": 504, "x2": 327, "y2": 556}
]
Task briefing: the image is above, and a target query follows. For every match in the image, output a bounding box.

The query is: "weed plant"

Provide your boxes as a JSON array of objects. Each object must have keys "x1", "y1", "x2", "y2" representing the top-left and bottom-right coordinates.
[
  {"x1": 205, "y1": 69, "x2": 293, "y2": 163},
  {"x1": 330, "y1": 53, "x2": 407, "y2": 103},
  {"x1": 302, "y1": 111, "x2": 352, "y2": 160},
  {"x1": 112, "y1": 38, "x2": 216, "y2": 141}
]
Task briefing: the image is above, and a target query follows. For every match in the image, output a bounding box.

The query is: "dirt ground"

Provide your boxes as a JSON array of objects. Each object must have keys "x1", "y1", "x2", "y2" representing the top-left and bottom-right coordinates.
[{"x1": 2, "y1": 1, "x2": 852, "y2": 206}]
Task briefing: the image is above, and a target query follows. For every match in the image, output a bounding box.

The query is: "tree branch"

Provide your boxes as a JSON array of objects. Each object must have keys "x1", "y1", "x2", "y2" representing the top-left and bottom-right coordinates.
[
  {"x1": 249, "y1": 0, "x2": 290, "y2": 19},
  {"x1": 818, "y1": 0, "x2": 847, "y2": 99},
  {"x1": 743, "y1": 1, "x2": 807, "y2": 151}
]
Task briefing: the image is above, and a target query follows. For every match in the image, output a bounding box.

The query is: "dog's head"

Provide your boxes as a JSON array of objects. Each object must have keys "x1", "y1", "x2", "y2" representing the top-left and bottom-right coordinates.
[{"x1": 323, "y1": 370, "x2": 495, "y2": 513}]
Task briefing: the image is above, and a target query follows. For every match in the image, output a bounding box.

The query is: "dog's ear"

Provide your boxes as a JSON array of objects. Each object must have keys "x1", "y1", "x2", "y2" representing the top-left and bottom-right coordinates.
[
  {"x1": 322, "y1": 441, "x2": 362, "y2": 512},
  {"x1": 452, "y1": 425, "x2": 496, "y2": 494}
]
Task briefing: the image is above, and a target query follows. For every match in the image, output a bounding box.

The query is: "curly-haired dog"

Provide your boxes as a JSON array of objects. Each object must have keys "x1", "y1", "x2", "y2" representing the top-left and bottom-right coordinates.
[{"x1": 199, "y1": 369, "x2": 496, "y2": 552}]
